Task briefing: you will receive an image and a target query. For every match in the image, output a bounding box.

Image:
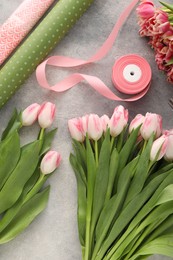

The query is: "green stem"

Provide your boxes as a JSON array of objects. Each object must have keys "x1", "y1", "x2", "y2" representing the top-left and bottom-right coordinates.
[
  {"x1": 110, "y1": 136, "x2": 115, "y2": 151},
  {"x1": 24, "y1": 173, "x2": 47, "y2": 203},
  {"x1": 39, "y1": 128, "x2": 45, "y2": 140},
  {"x1": 95, "y1": 140, "x2": 99, "y2": 167}
]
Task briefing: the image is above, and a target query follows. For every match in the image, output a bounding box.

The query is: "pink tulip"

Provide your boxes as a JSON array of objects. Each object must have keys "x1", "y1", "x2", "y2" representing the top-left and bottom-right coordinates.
[
  {"x1": 129, "y1": 114, "x2": 145, "y2": 134},
  {"x1": 40, "y1": 151, "x2": 62, "y2": 175},
  {"x1": 38, "y1": 102, "x2": 56, "y2": 129},
  {"x1": 109, "y1": 105, "x2": 128, "y2": 137},
  {"x1": 150, "y1": 135, "x2": 168, "y2": 161},
  {"x1": 21, "y1": 103, "x2": 41, "y2": 126},
  {"x1": 140, "y1": 113, "x2": 162, "y2": 140},
  {"x1": 164, "y1": 133, "x2": 173, "y2": 161},
  {"x1": 88, "y1": 114, "x2": 103, "y2": 141},
  {"x1": 68, "y1": 117, "x2": 84, "y2": 142},
  {"x1": 81, "y1": 115, "x2": 89, "y2": 136},
  {"x1": 136, "y1": 1, "x2": 155, "y2": 19},
  {"x1": 101, "y1": 115, "x2": 110, "y2": 133}
]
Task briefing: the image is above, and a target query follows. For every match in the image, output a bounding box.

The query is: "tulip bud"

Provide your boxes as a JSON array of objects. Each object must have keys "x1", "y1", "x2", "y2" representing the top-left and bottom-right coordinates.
[
  {"x1": 88, "y1": 114, "x2": 103, "y2": 141},
  {"x1": 68, "y1": 117, "x2": 84, "y2": 142},
  {"x1": 150, "y1": 135, "x2": 168, "y2": 161},
  {"x1": 40, "y1": 151, "x2": 61, "y2": 175},
  {"x1": 129, "y1": 114, "x2": 145, "y2": 134},
  {"x1": 109, "y1": 105, "x2": 128, "y2": 137},
  {"x1": 21, "y1": 103, "x2": 41, "y2": 126},
  {"x1": 136, "y1": 1, "x2": 155, "y2": 19},
  {"x1": 38, "y1": 102, "x2": 56, "y2": 129},
  {"x1": 101, "y1": 115, "x2": 110, "y2": 133},
  {"x1": 81, "y1": 115, "x2": 89, "y2": 136},
  {"x1": 140, "y1": 113, "x2": 162, "y2": 140},
  {"x1": 164, "y1": 134, "x2": 173, "y2": 161}
]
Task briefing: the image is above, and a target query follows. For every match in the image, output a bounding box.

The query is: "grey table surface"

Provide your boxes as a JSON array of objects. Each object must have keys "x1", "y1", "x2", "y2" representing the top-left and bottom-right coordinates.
[{"x1": 0, "y1": 0, "x2": 173, "y2": 259}]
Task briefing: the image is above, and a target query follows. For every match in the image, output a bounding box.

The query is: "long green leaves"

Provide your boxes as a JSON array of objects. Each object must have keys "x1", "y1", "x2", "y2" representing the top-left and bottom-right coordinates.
[
  {"x1": 70, "y1": 122, "x2": 173, "y2": 260},
  {"x1": 0, "y1": 107, "x2": 59, "y2": 246}
]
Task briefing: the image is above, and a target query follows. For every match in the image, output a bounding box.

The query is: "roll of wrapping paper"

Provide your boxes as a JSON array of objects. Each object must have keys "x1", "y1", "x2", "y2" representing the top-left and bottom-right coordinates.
[
  {"x1": 0, "y1": 0, "x2": 55, "y2": 65},
  {"x1": 0, "y1": 0, "x2": 94, "y2": 108}
]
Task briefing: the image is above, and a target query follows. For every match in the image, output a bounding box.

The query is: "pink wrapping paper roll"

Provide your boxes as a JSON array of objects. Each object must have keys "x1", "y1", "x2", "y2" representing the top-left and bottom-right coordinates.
[{"x1": 0, "y1": 0, "x2": 55, "y2": 65}]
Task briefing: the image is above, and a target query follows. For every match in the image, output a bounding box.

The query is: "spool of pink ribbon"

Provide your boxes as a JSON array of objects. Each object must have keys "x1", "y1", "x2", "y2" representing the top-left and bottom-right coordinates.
[
  {"x1": 0, "y1": 0, "x2": 55, "y2": 65},
  {"x1": 36, "y1": 0, "x2": 153, "y2": 102}
]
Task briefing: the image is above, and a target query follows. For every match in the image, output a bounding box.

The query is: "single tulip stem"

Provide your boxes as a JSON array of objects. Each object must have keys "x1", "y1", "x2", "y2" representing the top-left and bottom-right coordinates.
[
  {"x1": 23, "y1": 173, "x2": 46, "y2": 204},
  {"x1": 110, "y1": 136, "x2": 115, "y2": 151},
  {"x1": 39, "y1": 128, "x2": 45, "y2": 140},
  {"x1": 95, "y1": 140, "x2": 99, "y2": 167}
]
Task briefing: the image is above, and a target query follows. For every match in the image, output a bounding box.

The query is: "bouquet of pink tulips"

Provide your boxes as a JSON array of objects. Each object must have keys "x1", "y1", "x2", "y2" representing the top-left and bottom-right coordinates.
[
  {"x1": 137, "y1": 0, "x2": 173, "y2": 83},
  {"x1": 68, "y1": 105, "x2": 173, "y2": 260},
  {"x1": 0, "y1": 102, "x2": 61, "y2": 244}
]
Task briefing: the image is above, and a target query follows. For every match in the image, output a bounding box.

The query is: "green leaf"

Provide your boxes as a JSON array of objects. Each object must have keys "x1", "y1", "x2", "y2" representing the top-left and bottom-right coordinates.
[
  {"x1": 130, "y1": 235, "x2": 173, "y2": 259},
  {"x1": 70, "y1": 153, "x2": 86, "y2": 246},
  {"x1": 146, "y1": 214, "x2": 173, "y2": 243},
  {"x1": 123, "y1": 201, "x2": 173, "y2": 259},
  {"x1": 92, "y1": 157, "x2": 139, "y2": 259},
  {"x1": 160, "y1": 1, "x2": 173, "y2": 12},
  {"x1": 112, "y1": 127, "x2": 140, "y2": 194},
  {"x1": 0, "y1": 171, "x2": 47, "y2": 234},
  {"x1": 104, "y1": 148, "x2": 119, "y2": 203},
  {"x1": 124, "y1": 136, "x2": 154, "y2": 206},
  {"x1": 0, "y1": 140, "x2": 40, "y2": 214},
  {"x1": 0, "y1": 186, "x2": 50, "y2": 244},
  {"x1": 85, "y1": 135, "x2": 97, "y2": 259},
  {"x1": 39, "y1": 128, "x2": 57, "y2": 156},
  {"x1": 73, "y1": 139, "x2": 87, "y2": 174},
  {"x1": 0, "y1": 131, "x2": 21, "y2": 190},
  {"x1": 95, "y1": 169, "x2": 173, "y2": 260},
  {"x1": 1, "y1": 109, "x2": 21, "y2": 141},
  {"x1": 156, "y1": 184, "x2": 173, "y2": 205},
  {"x1": 90, "y1": 131, "x2": 111, "y2": 242}
]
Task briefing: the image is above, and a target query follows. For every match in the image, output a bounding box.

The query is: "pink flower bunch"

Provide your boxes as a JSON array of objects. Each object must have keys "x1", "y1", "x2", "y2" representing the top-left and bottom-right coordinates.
[
  {"x1": 21, "y1": 101, "x2": 56, "y2": 128},
  {"x1": 68, "y1": 105, "x2": 128, "y2": 142},
  {"x1": 136, "y1": 0, "x2": 173, "y2": 82},
  {"x1": 68, "y1": 105, "x2": 173, "y2": 162}
]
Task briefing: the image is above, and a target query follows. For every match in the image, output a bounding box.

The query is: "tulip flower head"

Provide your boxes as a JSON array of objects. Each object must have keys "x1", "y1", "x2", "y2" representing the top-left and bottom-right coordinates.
[
  {"x1": 38, "y1": 102, "x2": 56, "y2": 129},
  {"x1": 136, "y1": 0, "x2": 155, "y2": 19},
  {"x1": 68, "y1": 117, "x2": 84, "y2": 142},
  {"x1": 140, "y1": 113, "x2": 162, "y2": 140},
  {"x1": 164, "y1": 133, "x2": 173, "y2": 161},
  {"x1": 109, "y1": 105, "x2": 128, "y2": 137},
  {"x1": 150, "y1": 134, "x2": 168, "y2": 162},
  {"x1": 87, "y1": 114, "x2": 103, "y2": 141},
  {"x1": 81, "y1": 115, "x2": 89, "y2": 137},
  {"x1": 21, "y1": 103, "x2": 41, "y2": 126},
  {"x1": 101, "y1": 115, "x2": 110, "y2": 133},
  {"x1": 40, "y1": 151, "x2": 62, "y2": 175},
  {"x1": 129, "y1": 114, "x2": 145, "y2": 134}
]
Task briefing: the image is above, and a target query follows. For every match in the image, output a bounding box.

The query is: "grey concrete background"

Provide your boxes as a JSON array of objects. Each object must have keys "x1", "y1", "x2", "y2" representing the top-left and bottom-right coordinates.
[{"x1": 0, "y1": 0, "x2": 173, "y2": 259}]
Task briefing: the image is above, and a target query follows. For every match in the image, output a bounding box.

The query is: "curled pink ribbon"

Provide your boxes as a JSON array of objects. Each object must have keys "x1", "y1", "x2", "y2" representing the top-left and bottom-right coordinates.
[
  {"x1": 36, "y1": 0, "x2": 151, "y2": 102},
  {"x1": 0, "y1": 0, "x2": 55, "y2": 65}
]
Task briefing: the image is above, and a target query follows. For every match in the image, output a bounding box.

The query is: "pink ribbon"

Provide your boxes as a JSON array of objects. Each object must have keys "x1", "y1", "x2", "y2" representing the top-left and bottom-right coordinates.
[
  {"x1": 36, "y1": 0, "x2": 152, "y2": 102},
  {"x1": 0, "y1": 0, "x2": 55, "y2": 65}
]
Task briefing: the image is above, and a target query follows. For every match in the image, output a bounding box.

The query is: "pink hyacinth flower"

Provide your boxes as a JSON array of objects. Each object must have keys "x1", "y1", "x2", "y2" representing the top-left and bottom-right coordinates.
[
  {"x1": 21, "y1": 103, "x2": 41, "y2": 126},
  {"x1": 68, "y1": 117, "x2": 84, "y2": 142},
  {"x1": 109, "y1": 105, "x2": 128, "y2": 137},
  {"x1": 40, "y1": 151, "x2": 62, "y2": 175},
  {"x1": 38, "y1": 102, "x2": 56, "y2": 129},
  {"x1": 150, "y1": 134, "x2": 168, "y2": 161},
  {"x1": 88, "y1": 114, "x2": 103, "y2": 141},
  {"x1": 140, "y1": 113, "x2": 162, "y2": 140}
]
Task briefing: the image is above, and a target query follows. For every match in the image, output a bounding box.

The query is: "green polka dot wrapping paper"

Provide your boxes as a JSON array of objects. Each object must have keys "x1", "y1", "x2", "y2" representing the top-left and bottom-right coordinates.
[{"x1": 0, "y1": 0, "x2": 94, "y2": 108}]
